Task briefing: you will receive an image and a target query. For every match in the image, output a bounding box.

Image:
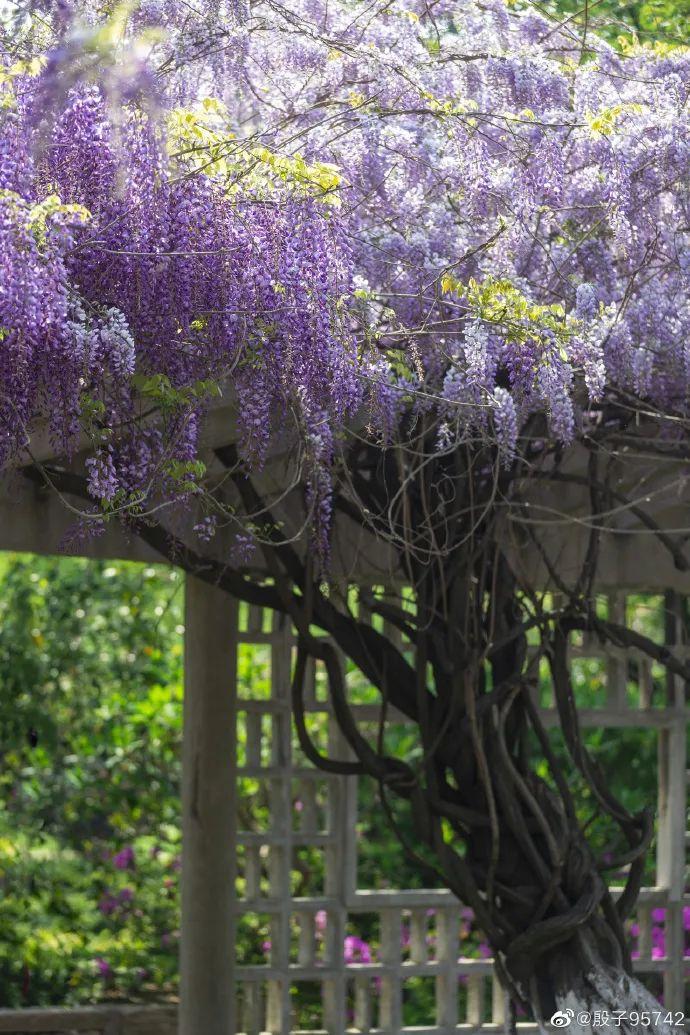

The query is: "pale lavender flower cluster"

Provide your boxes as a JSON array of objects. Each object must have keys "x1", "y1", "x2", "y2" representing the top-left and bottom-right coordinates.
[{"x1": 1, "y1": 0, "x2": 690, "y2": 550}]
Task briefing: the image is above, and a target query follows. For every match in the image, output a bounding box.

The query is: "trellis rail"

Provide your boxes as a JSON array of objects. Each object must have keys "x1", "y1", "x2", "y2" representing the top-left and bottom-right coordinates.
[
  {"x1": 231, "y1": 591, "x2": 688, "y2": 1034},
  {"x1": 0, "y1": 1005, "x2": 176, "y2": 1033}
]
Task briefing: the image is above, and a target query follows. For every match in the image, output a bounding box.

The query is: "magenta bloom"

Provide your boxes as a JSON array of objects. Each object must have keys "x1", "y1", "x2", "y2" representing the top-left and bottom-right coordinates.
[
  {"x1": 344, "y1": 935, "x2": 372, "y2": 964},
  {"x1": 652, "y1": 926, "x2": 666, "y2": 957},
  {"x1": 94, "y1": 957, "x2": 111, "y2": 979}
]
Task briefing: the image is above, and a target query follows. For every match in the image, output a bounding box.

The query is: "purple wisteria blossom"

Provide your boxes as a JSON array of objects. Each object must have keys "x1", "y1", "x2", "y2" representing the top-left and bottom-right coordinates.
[{"x1": 0, "y1": 0, "x2": 689, "y2": 561}]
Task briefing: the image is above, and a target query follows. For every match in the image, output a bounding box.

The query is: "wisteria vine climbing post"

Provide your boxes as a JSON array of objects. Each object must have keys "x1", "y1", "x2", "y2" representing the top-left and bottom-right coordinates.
[{"x1": 1, "y1": 0, "x2": 690, "y2": 1029}]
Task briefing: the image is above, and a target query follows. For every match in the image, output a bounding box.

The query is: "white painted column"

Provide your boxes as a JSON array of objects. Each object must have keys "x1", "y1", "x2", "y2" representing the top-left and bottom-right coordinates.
[{"x1": 180, "y1": 575, "x2": 238, "y2": 1035}]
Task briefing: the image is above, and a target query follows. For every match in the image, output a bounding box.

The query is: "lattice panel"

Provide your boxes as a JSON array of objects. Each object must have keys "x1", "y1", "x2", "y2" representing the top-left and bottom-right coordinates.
[{"x1": 232, "y1": 594, "x2": 688, "y2": 1034}]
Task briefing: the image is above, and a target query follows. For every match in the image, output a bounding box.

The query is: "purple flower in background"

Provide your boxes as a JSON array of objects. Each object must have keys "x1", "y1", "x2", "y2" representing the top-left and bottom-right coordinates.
[
  {"x1": 94, "y1": 957, "x2": 111, "y2": 979},
  {"x1": 575, "y1": 283, "x2": 598, "y2": 321},
  {"x1": 230, "y1": 533, "x2": 257, "y2": 567},
  {"x1": 98, "y1": 893, "x2": 117, "y2": 916},
  {"x1": 113, "y1": 846, "x2": 135, "y2": 870},
  {"x1": 85, "y1": 448, "x2": 119, "y2": 502},
  {"x1": 193, "y1": 515, "x2": 217, "y2": 542}
]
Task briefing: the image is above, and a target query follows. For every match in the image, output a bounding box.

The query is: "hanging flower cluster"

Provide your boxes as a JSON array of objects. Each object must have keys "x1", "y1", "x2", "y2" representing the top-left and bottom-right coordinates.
[{"x1": 0, "y1": 64, "x2": 359, "y2": 537}]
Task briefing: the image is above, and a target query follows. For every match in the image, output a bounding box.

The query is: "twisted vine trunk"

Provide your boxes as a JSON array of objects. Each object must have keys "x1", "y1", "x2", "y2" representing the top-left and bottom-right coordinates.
[
  {"x1": 554, "y1": 964, "x2": 682, "y2": 1030},
  {"x1": 546, "y1": 951, "x2": 682, "y2": 1035},
  {"x1": 439, "y1": 707, "x2": 681, "y2": 1035}
]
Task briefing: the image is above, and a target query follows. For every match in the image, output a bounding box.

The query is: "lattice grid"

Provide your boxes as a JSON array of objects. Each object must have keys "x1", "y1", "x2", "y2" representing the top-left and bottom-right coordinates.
[{"x1": 232, "y1": 593, "x2": 688, "y2": 1034}]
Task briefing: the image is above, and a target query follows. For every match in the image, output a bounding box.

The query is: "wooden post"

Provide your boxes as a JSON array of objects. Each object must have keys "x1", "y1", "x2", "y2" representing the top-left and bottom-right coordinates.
[{"x1": 180, "y1": 576, "x2": 238, "y2": 1035}]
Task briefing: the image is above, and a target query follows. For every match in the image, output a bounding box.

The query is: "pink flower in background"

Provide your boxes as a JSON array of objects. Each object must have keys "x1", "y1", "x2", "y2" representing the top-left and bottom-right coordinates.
[
  {"x1": 344, "y1": 935, "x2": 372, "y2": 964},
  {"x1": 478, "y1": 942, "x2": 492, "y2": 959},
  {"x1": 651, "y1": 908, "x2": 665, "y2": 923},
  {"x1": 315, "y1": 910, "x2": 327, "y2": 935},
  {"x1": 262, "y1": 939, "x2": 272, "y2": 954}
]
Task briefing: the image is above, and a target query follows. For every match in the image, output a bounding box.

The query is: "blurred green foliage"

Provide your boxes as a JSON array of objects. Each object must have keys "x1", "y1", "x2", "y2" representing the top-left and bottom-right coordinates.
[
  {"x1": 538, "y1": 0, "x2": 689, "y2": 46},
  {"x1": 0, "y1": 556, "x2": 185, "y2": 1006}
]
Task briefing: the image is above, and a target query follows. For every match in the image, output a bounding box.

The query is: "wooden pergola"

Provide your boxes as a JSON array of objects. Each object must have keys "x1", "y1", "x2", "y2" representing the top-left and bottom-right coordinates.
[{"x1": 0, "y1": 423, "x2": 686, "y2": 1034}]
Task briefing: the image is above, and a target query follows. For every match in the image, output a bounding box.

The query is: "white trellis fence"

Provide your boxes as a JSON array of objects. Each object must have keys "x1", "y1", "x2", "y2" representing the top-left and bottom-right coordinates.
[
  {"x1": 229, "y1": 589, "x2": 688, "y2": 1035},
  {"x1": 0, "y1": 573, "x2": 685, "y2": 1035}
]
